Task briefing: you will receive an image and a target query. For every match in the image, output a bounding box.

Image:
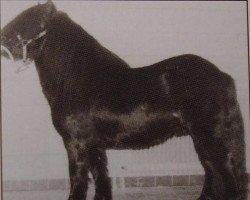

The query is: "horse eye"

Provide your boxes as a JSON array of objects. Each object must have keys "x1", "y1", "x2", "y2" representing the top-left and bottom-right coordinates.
[{"x1": 22, "y1": 40, "x2": 28, "y2": 45}]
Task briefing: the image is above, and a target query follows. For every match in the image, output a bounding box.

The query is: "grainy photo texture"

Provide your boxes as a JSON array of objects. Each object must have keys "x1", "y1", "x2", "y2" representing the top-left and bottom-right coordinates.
[{"x1": 1, "y1": 1, "x2": 249, "y2": 200}]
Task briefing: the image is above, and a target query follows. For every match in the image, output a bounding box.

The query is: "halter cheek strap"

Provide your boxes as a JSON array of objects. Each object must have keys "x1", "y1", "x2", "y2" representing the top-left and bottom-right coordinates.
[{"x1": 20, "y1": 30, "x2": 47, "y2": 65}]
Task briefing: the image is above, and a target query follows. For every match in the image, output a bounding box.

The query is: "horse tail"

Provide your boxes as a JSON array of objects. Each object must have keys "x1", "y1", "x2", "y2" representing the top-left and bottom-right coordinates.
[{"x1": 220, "y1": 74, "x2": 248, "y2": 199}]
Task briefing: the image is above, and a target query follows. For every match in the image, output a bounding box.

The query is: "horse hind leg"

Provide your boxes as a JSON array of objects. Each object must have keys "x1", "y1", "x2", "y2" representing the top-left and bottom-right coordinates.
[
  {"x1": 192, "y1": 137, "x2": 224, "y2": 200},
  {"x1": 192, "y1": 85, "x2": 247, "y2": 200},
  {"x1": 223, "y1": 114, "x2": 247, "y2": 199},
  {"x1": 194, "y1": 135, "x2": 247, "y2": 200}
]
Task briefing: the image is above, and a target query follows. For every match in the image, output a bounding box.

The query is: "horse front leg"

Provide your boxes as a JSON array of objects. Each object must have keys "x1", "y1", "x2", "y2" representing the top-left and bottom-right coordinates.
[
  {"x1": 64, "y1": 139, "x2": 90, "y2": 200},
  {"x1": 87, "y1": 141, "x2": 112, "y2": 200}
]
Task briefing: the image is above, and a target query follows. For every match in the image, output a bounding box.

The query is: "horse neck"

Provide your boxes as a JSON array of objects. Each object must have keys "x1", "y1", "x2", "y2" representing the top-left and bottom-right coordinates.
[{"x1": 34, "y1": 12, "x2": 130, "y2": 106}]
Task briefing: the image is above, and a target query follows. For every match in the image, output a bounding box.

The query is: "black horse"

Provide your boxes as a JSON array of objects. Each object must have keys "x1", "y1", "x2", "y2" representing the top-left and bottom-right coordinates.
[{"x1": 1, "y1": 1, "x2": 247, "y2": 200}]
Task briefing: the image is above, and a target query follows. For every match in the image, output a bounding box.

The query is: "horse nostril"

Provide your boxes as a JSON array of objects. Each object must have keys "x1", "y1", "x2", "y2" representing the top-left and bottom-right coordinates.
[{"x1": 1, "y1": 48, "x2": 9, "y2": 58}]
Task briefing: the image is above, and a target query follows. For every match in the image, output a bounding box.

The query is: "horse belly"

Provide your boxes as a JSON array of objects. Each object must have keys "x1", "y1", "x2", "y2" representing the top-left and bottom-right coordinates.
[
  {"x1": 63, "y1": 107, "x2": 187, "y2": 150},
  {"x1": 119, "y1": 118, "x2": 185, "y2": 149},
  {"x1": 94, "y1": 109, "x2": 185, "y2": 150}
]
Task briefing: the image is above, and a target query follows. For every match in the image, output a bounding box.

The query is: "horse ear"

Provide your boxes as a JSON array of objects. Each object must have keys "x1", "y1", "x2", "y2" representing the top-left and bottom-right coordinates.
[
  {"x1": 41, "y1": 0, "x2": 56, "y2": 26},
  {"x1": 45, "y1": 0, "x2": 56, "y2": 16},
  {"x1": 46, "y1": 0, "x2": 53, "y2": 6}
]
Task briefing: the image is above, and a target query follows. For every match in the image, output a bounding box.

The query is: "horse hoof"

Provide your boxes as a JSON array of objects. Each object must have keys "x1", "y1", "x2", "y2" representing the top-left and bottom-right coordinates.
[{"x1": 93, "y1": 194, "x2": 102, "y2": 200}]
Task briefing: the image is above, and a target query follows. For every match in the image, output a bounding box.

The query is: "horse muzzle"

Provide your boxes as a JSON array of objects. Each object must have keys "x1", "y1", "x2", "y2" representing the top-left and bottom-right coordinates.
[{"x1": 1, "y1": 45, "x2": 14, "y2": 61}]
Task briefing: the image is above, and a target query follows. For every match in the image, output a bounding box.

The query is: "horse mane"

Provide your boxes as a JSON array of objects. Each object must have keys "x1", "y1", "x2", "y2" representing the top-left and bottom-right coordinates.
[
  {"x1": 35, "y1": 11, "x2": 132, "y2": 110},
  {"x1": 46, "y1": 11, "x2": 130, "y2": 69}
]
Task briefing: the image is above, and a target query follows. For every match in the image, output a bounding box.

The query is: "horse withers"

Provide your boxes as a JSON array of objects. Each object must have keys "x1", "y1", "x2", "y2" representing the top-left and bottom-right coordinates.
[{"x1": 1, "y1": 1, "x2": 247, "y2": 200}]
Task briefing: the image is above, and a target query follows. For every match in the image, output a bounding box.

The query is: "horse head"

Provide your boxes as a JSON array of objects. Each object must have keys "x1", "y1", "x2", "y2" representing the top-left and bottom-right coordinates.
[{"x1": 1, "y1": 0, "x2": 57, "y2": 65}]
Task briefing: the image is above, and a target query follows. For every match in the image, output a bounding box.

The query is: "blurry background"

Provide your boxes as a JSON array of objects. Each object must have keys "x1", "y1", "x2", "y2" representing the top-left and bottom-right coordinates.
[{"x1": 1, "y1": 1, "x2": 249, "y2": 186}]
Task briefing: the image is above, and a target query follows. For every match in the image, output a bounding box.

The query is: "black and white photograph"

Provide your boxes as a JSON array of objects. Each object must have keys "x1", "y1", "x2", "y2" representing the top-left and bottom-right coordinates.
[{"x1": 1, "y1": 1, "x2": 249, "y2": 200}]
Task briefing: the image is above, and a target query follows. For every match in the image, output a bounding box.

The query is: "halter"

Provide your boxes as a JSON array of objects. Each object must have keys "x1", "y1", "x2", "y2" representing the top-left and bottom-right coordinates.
[
  {"x1": 17, "y1": 30, "x2": 47, "y2": 65},
  {"x1": 1, "y1": 30, "x2": 47, "y2": 73}
]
